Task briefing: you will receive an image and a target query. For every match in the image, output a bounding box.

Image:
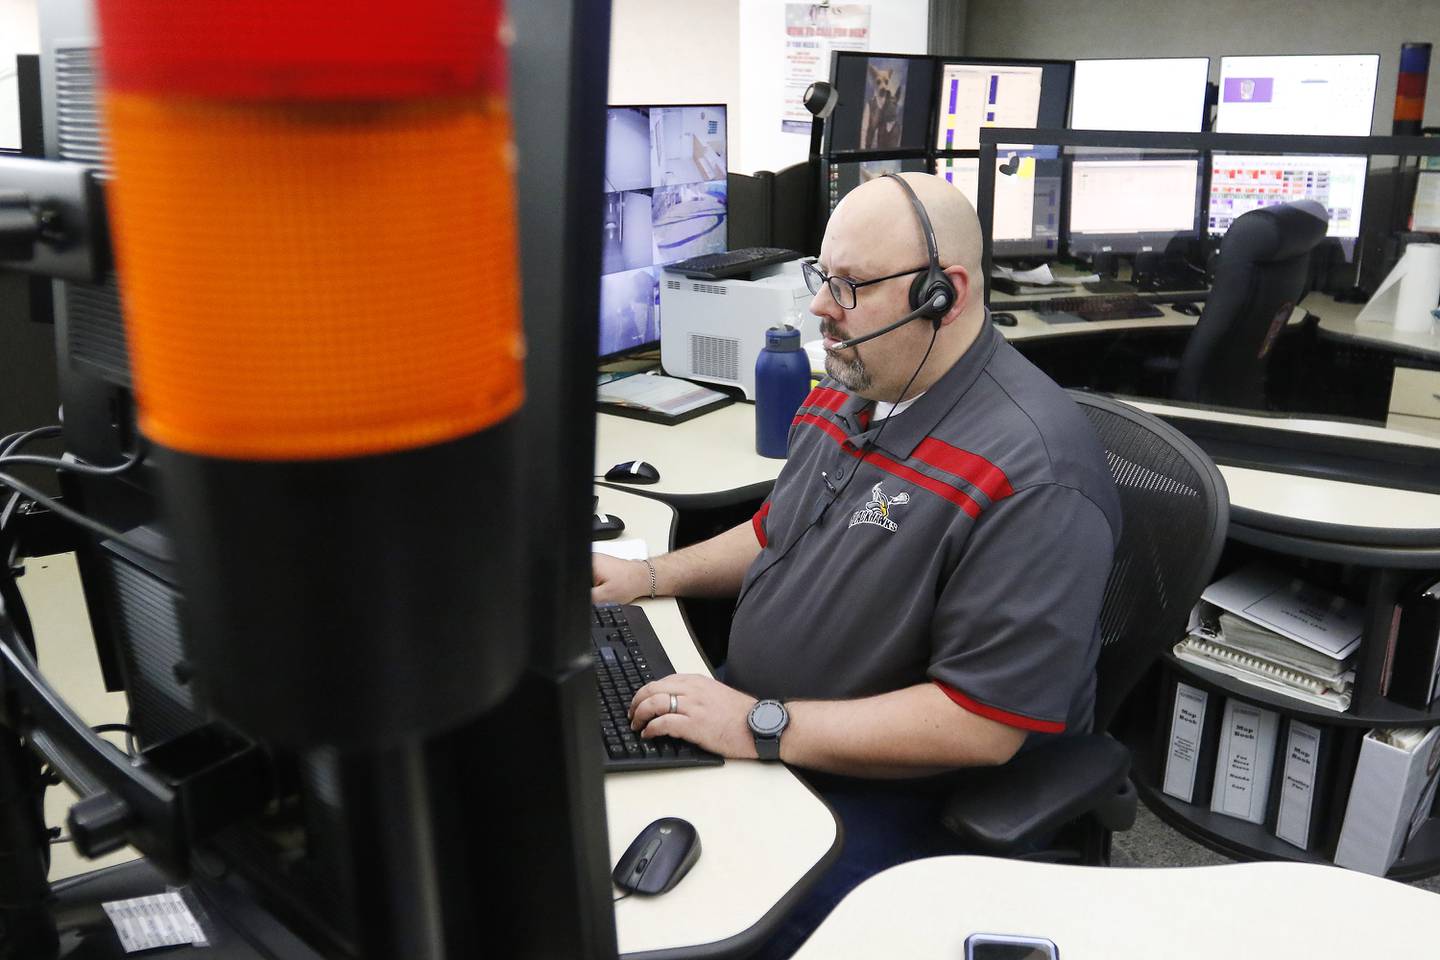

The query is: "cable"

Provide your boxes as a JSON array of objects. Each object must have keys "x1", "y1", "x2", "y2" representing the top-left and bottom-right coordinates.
[
  {"x1": 0, "y1": 469, "x2": 167, "y2": 563},
  {"x1": 0, "y1": 452, "x2": 142, "y2": 477},
  {"x1": 612, "y1": 891, "x2": 633, "y2": 903}
]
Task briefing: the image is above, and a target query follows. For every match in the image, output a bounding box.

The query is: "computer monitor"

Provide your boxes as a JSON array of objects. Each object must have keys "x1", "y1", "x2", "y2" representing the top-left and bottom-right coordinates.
[
  {"x1": 935, "y1": 153, "x2": 1061, "y2": 258},
  {"x1": 1413, "y1": 171, "x2": 1440, "y2": 233},
  {"x1": 1216, "y1": 54, "x2": 1379, "y2": 136},
  {"x1": 601, "y1": 104, "x2": 728, "y2": 360},
  {"x1": 1207, "y1": 154, "x2": 1368, "y2": 240},
  {"x1": 933, "y1": 58, "x2": 1073, "y2": 152},
  {"x1": 1067, "y1": 157, "x2": 1202, "y2": 255},
  {"x1": 826, "y1": 53, "x2": 939, "y2": 154},
  {"x1": 1070, "y1": 58, "x2": 1211, "y2": 132},
  {"x1": 827, "y1": 157, "x2": 929, "y2": 211}
]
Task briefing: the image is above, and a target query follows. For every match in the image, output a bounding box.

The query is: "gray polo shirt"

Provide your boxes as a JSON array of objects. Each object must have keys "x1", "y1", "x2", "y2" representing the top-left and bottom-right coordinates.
[{"x1": 727, "y1": 320, "x2": 1121, "y2": 736}]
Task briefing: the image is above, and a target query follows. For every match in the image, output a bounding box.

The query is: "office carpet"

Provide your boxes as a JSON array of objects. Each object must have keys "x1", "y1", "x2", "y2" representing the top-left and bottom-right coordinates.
[{"x1": 1113, "y1": 803, "x2": 1440, "y2": 894}]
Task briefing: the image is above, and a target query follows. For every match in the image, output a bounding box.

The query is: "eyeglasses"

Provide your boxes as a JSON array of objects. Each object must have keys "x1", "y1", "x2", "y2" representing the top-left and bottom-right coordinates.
[{"x1": 801, "y1": 259, "x2": 928, "y2": 310}]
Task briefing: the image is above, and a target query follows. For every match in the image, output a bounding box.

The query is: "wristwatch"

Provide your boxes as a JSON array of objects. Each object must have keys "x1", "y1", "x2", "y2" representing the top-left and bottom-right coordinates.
[{"x1": 747, "y1": 699, "x2": 789, "y2": 761}]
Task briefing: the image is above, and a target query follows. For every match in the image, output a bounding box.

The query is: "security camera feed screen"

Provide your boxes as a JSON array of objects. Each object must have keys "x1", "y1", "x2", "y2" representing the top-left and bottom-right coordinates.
[
  {"x1": 828, "y1": 158, "x2": 929, "y2": 211},
  {"x1": 827, "y1": 54, "x2": 938, "y2": 154},
  {"x1": 600, "y1": 105, "x2": 727, "y2": 359}
]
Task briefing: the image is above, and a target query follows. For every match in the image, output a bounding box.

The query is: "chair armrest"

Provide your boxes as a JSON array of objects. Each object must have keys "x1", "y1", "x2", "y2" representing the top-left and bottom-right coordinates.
[{"x1": 939, "y1": 734, "x2": 1133, "y2": 855}]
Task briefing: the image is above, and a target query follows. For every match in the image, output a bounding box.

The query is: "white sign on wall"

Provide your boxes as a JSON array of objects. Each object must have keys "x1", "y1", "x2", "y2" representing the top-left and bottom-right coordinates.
[{"x1": 781, "y1": 3, "x2": 870, "y2": 133}]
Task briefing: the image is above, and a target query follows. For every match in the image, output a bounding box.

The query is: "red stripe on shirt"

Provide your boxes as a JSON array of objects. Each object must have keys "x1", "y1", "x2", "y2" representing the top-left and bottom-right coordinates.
[
  {"x1": 807, "y1": 387, "x2": 848, "y2": 412},
  {"x1": 752, "y1": 500, "x2": 771, "y2": 548},
  {"x1": 794, "y1": 415, "x2": 983, "y2": 517},
  {"x1": 913, "y1": 436, "x2": 1013, "y2": 502},
  {"x1": 795, "y1": 412, "x2": 850, "y2": 445},
  {"x1": 934, "y1": 681, "x2": 1066, "y2": 734},
  {"x1": 857, "y1": 448, "x2": 982, "y2": 518}
]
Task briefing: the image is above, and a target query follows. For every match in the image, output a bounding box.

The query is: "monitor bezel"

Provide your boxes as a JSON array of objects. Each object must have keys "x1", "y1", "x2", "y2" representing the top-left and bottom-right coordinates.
[
  {"x1": 1215, "y1": 52, "x2": 1381, "y2": 137},
  {"x1": 1063, "y1": 153, "x2": 1207, "y2": 256},
  {"x1": 1069, "y1": 56, "x2": 1213, "y2": 134},
  {"x1": 822, "y1": 51, "x2": 941, "y2": 161},
  {"x1": 930, "y1": 56, "x2": 1076, "y2": 155}
]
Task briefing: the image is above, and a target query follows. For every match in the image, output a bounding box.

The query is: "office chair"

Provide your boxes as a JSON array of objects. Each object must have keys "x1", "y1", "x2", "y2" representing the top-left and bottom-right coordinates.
[
  {"x1": 939, "y1": 391, "x2": 1229, "y2": 864},
  {"x1": 1171, "y1": 199, "x2": 1330, "y2": 408}
]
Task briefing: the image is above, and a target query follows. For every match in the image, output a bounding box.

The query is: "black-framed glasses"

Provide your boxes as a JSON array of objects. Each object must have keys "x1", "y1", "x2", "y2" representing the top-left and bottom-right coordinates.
[{"x1": 801, "y1": 258, "x2": 928, "y2": 310}]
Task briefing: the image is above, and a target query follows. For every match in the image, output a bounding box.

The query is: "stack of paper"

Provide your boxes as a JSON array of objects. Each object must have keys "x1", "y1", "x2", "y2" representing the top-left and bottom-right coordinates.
[{"x1": 1175, "y1": 565, "x2": 1363, "y2": 712}]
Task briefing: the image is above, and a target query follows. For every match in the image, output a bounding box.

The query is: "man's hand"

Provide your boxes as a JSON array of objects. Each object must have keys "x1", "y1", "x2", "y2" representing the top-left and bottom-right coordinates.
[
  {"x1": 592, "y1": 554, "x2": 649, "y2": 604},
  {"x1": 629, "y1": 674, "x2": 760, "y2": 760}
]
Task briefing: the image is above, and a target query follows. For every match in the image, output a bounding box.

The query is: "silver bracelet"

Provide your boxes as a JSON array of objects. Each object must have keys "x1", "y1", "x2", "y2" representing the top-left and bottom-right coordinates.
[{"x1": 641, "y1": 558, "x2": 657, "y2": 599}]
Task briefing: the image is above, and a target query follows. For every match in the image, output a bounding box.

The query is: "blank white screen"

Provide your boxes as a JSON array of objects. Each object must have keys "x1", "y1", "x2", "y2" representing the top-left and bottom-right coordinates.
[
  {"x1": 1070, "y1": 58, "x2": 1211, "y2": 133},
  {"x1": 1070, "y1": 160, "x2": 1200, "y2": 235}
]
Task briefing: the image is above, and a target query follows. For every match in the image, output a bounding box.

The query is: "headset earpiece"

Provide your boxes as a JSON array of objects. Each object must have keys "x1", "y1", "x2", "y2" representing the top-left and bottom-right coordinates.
[{"x1": 887, "y1": 173, "x2": 956, "y2": 329}]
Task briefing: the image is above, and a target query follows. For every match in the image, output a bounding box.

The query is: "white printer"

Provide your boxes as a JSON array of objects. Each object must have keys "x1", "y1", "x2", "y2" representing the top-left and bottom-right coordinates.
[{"x1": 659, "y1": 260, "x2": 820, "y2": 400}]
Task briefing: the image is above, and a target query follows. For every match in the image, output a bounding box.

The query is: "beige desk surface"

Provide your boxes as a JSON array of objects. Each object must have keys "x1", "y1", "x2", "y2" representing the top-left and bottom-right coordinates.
[
  {"x1": 792, "y1": 856, "x2": 1440, "y2": 959},
  {"x1": 595, "y1": 487, "x2": 839, "y2": 957},
  {"x1": 597, "y1": 396, "x2": 1440, "y2": 538}
]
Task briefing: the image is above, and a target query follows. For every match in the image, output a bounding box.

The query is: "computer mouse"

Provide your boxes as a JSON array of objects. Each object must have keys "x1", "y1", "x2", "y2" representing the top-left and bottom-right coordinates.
[
  {"x1": 592, "y1": 513, "x2": 625, "y2": 541},
  {"x1": 990, "y1": 312, "x2": 1018, "y2": 327},
  {"x1": 605, "y1": 460, "x2": 661, "y2": 484},
  {"x1": 1172, "y1": 302, "x2": 1203, "y2": 317},
  {"x1": 612, "y1": 817, "x2": 700, "y2": 895}
]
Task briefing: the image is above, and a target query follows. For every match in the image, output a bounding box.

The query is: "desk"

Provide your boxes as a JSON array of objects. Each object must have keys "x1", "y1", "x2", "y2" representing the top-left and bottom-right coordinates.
[
  {"x1": 596, "y1": 487, "x2": 840, "y2": 958},
  {"x1": 596, "y1": 396, "x2": 1440, "y2": 553},
  {"x1": 791, "y1": 856, "x2": 1440, "y2": 958}
]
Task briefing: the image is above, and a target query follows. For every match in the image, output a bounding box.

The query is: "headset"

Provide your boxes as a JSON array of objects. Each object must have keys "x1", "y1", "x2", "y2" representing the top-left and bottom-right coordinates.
[{"x1": 828, "y1": 172, "x2": 958, "y2": 350}]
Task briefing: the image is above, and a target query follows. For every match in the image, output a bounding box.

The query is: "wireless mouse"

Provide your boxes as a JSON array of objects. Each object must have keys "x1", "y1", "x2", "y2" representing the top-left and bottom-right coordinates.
[
  {"x1": 605, "y1": 460, "x2": 661, "y2": 485},
  {"x1": 613, "y1": 817, "x2": 700, "y2": 895}
]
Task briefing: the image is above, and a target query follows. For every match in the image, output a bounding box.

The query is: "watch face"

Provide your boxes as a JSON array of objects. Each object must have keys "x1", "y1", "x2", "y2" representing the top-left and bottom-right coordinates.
[{"x1": 750, "y1": 701, "x2": 787, "y2": 735}]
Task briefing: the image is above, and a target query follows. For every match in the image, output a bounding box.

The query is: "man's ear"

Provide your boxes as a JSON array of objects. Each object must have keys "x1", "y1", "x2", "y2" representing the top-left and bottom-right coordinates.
[{"x1": 937, "y1": 264, "x2": 972, "y2": 327}]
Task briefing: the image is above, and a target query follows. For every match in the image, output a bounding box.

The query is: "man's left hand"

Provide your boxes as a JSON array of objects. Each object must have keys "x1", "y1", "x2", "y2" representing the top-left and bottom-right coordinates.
[{"x1": 629, "y1": 674, "x2": 760, "y2": 760}]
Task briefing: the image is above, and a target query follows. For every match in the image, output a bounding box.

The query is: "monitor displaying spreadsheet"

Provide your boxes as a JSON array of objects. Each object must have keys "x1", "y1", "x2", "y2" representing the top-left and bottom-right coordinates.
[{"x1": 933, "y1": 58, "x2": 1072, "y2": 152}]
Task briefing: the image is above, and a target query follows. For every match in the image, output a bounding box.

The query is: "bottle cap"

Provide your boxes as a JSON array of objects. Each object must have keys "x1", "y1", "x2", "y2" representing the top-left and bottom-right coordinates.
[{"x1": 765, "y1": 325, "x2": 802, "y2": 351}]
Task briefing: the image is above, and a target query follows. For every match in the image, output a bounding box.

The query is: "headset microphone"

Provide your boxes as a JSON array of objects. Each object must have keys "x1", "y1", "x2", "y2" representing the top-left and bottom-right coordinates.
[{"x1": 827, "y1": 291, "x2": 950, "y2": 351}]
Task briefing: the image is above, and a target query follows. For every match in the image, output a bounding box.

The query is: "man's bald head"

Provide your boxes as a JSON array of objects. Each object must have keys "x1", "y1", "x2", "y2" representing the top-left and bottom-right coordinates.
[{"x1": 827, "y1": 172, "x2": 983, "y2": 293}]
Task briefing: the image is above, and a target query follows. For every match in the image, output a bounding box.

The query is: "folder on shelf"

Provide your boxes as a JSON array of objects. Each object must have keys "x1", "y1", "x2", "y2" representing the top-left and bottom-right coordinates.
[
  {"x1": 1161, "y1": 681, "x2": 1224, "y2": 804},
  {"x1": 1210, "y1": 698, "x2": 1281, "y2": 825},
  {"x1": 1335, "y1": 726, "x2": 1440, "y2": 876},
  {"x1": 1268, "y1": 718, "x2": 1345, "y2": 853},
  {"x1": 1177, "y1": 564, "x2": 1362, "y2": 712},
  {"x1": 1385, "y1": 579, "x2": 1440, "y2": 710}
]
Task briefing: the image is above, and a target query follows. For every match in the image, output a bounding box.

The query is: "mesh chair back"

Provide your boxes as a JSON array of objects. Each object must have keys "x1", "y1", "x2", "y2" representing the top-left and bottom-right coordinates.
[{"x1": 1071, "y1": 392, "x2": 1229, "y2": 731}]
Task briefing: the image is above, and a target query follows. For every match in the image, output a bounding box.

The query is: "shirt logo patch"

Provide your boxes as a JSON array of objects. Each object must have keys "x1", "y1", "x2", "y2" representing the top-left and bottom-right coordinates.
[{"x1": 849, "y1": 482, "x2": 910, "y2": 533}]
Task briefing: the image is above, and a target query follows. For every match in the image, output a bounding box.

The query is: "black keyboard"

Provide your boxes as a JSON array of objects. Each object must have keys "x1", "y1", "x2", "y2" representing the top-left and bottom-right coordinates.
[
  {"x1": 665, "y1": 246, "x2": 801, "y2": 281},
  {"x1": 591, "y1": 603, "x2": 723, "y2": 772},
  {"x1": 1035, "y1": 295, "x2": 1165, "y2": 322}
]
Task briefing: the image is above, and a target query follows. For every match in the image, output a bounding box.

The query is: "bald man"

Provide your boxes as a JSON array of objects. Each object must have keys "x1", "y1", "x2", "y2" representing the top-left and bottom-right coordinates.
[{"x1": 594, "y1": 173, "x2": 1119, "y2": 954}]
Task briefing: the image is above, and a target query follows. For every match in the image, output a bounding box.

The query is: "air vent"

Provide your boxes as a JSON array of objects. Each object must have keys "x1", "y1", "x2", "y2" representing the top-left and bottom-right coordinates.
[
  {"x1": 690, "y1": 335, "x2": 740, "y2": 382},
  {"x1": 666, "y1": 280, "x2": 682, "y2": 290},
  {"x1": 54, "y1": 46, "x2": 108, "y2": 169},
  {"x1": 104, "y1": 554, "x2": 201, "y2": 743},
  {"x1": 693, "y1": 283, "x2": 728, "y2": 296},
  {"x1": 65, "y1": 272, "x2": 131, "y2": 386}
]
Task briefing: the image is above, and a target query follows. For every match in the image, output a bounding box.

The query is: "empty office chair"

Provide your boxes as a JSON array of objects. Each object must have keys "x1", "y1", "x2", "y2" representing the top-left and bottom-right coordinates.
[
  {"x1": 939, "y1": 391, "x2": 1228, "y2": 864},
  {"x1": 1172, "y1": 199, "x2": 1329, "y2": 408}
]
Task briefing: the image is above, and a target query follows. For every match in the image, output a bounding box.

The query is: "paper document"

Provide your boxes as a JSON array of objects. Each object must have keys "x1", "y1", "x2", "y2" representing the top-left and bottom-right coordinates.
[
  {"x1": 593, "y1": 538, "x2": 649, "y2": 561},
  {"x1": 1202, "y1": 565, "x2": 1363, "y2": 661},
  {"x1": 991, "y1": 263, "x2": 1070, "y2": 287},
  {"x1": 597, "y1": 373, "x2": 726, "y2": 416},
  {"x1": 102, "y1": 892, "x2": 209, "y2": 953}
]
